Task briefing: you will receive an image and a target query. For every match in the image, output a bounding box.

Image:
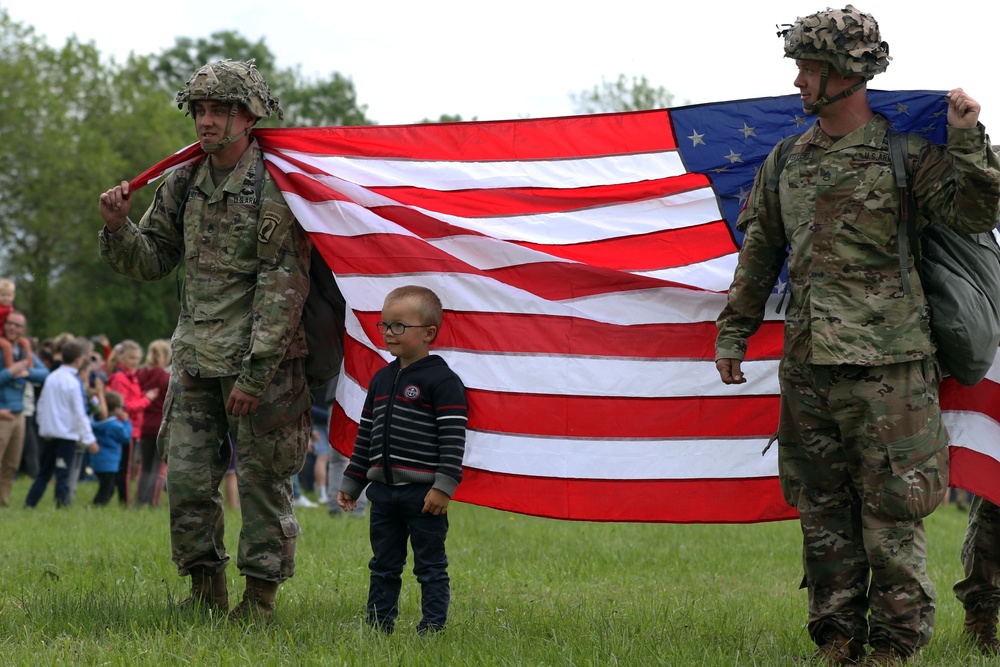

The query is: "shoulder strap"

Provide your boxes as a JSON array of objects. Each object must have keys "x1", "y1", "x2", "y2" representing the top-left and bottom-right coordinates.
[
  {"x1": 765, "y1": 134, "x2": 802, "y2": 194},
  {"x1": 174, "y1": 151, "x2": 267, "y2": 231},
  {"x1": 889, "y1": 130, "x2": 918, "y2": 295},
  {"x1": 171, "y1": 150, "x2": 268, "y2": 298}
]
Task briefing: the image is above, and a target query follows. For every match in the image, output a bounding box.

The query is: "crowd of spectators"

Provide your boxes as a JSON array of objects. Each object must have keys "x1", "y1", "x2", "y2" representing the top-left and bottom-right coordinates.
[
  {"x1": 0, "y1": 284, "x2": 173, "y2": 508},
  {"x1": 0, "y1": 288, "x2": 341, "y2": 513}
]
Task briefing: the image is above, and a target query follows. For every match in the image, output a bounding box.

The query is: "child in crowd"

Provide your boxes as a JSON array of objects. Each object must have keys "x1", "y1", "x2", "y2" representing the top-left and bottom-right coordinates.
[
  {"x1": 0, "y1": 279, "x2": 32, "y2": 369},
  {"x1": 90, "y1": 389, "x2": 132, "y2": 506},
  {"x1": 106, "y1": 340, "x2": 158, "y2": 505},
  {"x1": 338, "y1": 285, "x2": 467, "y2": 635}
]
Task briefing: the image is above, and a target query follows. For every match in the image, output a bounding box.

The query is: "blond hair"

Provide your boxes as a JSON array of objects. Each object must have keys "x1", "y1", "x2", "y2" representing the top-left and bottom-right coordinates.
[
  {"x1": 108, "y1": 339, "x2": 143, "y2": 370},
  {"x1": 384, "y1": 285, "x2": 443, "y2": 328},
  {"x1": 143, "y1": 339, "x2": 172, "y2": 368}
]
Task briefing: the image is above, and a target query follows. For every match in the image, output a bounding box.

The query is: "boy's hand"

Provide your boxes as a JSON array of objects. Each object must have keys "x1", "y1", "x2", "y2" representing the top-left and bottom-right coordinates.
[
  {"x1": 337, "y1": 490, "x2": 357, "y2": 512},
  {"x1": 423, "y1": 488, "x2": 450, "y2": 516}
]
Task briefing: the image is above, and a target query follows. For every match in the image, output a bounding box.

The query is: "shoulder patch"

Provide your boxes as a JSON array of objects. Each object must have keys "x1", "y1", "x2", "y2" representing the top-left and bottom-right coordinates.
[{"x1": 258, "y1": 212, "x2": 281, "y2": 244}]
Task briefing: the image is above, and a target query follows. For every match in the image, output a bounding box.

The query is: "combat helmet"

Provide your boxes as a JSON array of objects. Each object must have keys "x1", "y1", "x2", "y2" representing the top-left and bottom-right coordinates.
[
  {"x1": 175, "y1": 59, "x2": 282, "y2": 153},
  {"x1": 777, "y1": 5, "x2": 890, "y2": 112}
]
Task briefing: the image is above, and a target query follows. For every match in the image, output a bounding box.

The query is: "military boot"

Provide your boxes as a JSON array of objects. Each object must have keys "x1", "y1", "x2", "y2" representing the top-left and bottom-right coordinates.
[
  {"x1": 965, "y1": 605, "x2": 1000, "y2": 655},
  {"x1": 179, "y1": 566, "x2": 229, "y2": 613},
  {"x1": 801, "y1": 630, "x2": 865, "y2": 665},
  {"x1": 228, "y1": 576, "x2": 279, "y2": 624},
  {"x1": 858, "y1": 645, "x2": 906, "y2": 666}
]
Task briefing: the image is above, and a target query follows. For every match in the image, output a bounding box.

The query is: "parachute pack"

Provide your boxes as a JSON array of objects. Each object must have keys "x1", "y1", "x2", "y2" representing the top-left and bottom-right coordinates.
[{"x1": 767, "y1": 130, "x2": 1000, "y2": 386}]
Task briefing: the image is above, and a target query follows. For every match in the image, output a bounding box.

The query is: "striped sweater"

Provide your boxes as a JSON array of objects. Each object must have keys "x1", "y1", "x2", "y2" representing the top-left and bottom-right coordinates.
[{"x1": 341, "y1": 355, "x2": 467, "y2": 500}]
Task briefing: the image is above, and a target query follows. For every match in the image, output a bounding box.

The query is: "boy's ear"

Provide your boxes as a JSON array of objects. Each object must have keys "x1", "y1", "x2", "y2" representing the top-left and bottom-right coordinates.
[{"x1": 424, "y1": 325, "x2": 439, "y2": 343}]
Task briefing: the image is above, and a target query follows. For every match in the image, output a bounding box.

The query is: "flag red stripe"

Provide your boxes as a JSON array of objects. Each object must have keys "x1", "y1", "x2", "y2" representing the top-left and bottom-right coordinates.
[
  {"x1": 257, "y1": 110, "x2": 677, "y2": 161},
  {"x1": 465, "y1": 389, "x2": 779, "y2": 438},
  {"x1": 363, "y1": 173, "x2": 711, "y2": 216},
  {"x1": 314, "y1": 233, "x2": 701, "y2": 298},
  {"x1": 514, "y1": 222, "x2": 737, "y2": 271},
  {"x1": 950, "y1": 447, "x2": 1000, "y2": 505},
  {"x1": 453, "y1": 468, "x2": 795, "y2": 523},
  {"x1": 941, "y1": 378, "x2": 1000, "y2": 424},
  {"x1": 351, "y1": 310, "x2": 784, "y2": 360}
]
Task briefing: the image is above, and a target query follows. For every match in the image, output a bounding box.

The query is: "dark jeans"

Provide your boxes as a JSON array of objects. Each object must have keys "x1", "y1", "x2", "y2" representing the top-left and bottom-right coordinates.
[
  {"x1": 366, "y1": 482, "x2": 450, "y2": 633},
  {"x1": 92, "y1": 472, "x2": 117, "y2": 506},
  {"x1": 115, "y1": 439, "x2": 134, "y2": 505},
  {"x1": 136, "y1": 436, "x2": 164, "y2": 506},
  {"x1": 25, "y1": 437, "x2": 78, "y2": 508}
]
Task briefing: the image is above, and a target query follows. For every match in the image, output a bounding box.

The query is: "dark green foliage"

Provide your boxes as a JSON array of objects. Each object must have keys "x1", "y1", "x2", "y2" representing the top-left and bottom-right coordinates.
[{"x1": 0, "y1": 10, "x2": 370, "y2": 344}]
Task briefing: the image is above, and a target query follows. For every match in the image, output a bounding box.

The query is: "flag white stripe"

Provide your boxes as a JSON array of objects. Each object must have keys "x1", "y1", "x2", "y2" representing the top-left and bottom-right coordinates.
[
  {"x1": 461, "y1": 430, "x2": 779, "y2": 480},
  {"x1": 269, "y1": 147, "x2": 688, "y2": 190}
]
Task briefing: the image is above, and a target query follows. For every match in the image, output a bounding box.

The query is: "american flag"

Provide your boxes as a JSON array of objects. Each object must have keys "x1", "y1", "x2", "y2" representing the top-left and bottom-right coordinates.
[{"x1": 130, "y1": 90, "x2": 1000, "y2": 523}]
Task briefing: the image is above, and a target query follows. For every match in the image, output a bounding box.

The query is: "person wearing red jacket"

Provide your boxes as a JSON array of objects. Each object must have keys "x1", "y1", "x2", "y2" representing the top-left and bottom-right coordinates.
[{"x1": 106, "y1": 340, "x2": 158, "y2": 506}]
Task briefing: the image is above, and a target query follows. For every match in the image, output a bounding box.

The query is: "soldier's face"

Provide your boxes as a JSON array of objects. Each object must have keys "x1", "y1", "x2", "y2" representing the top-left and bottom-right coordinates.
[
  {"x1": 793, "y1": 59, "x2": 858, "y2": 116},
  {"x1": 192, "y1": 100, "x2": 255, "y2": 147}
]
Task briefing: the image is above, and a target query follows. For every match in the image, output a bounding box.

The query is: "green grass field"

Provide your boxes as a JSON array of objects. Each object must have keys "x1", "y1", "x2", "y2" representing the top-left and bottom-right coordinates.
[{"x1": 0, "y1": 477, "x2": 992, "y2": 666}]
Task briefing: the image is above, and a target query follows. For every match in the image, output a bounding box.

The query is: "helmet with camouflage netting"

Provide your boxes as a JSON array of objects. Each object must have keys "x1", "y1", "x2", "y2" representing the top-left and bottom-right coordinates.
[
  {"x1": 175, "y1": 59, "x2": 283, "y2": 120},
  {"x1": 778, "y1": 4, "x2": 890, "y2": 80}
]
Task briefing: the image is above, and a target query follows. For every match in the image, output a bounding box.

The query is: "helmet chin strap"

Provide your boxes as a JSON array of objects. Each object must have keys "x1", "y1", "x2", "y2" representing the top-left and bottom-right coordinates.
[
  {"x1": 200, "y1": 104, "x2": 254, "y2": 154},
  {"x1": 805, "y1": 62, "x2": 867, "y2": 113}
]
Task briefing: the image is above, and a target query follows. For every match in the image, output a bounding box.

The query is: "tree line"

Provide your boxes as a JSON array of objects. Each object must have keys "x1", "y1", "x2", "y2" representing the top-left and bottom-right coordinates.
[{"x1": 0, "y1": 9, "x2": 674, "y2": 345}]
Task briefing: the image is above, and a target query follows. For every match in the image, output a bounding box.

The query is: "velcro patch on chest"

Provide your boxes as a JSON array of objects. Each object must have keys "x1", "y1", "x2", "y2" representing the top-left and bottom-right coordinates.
[{"x1": 258, "y1": 212, "x2": 281, "y2": 244}]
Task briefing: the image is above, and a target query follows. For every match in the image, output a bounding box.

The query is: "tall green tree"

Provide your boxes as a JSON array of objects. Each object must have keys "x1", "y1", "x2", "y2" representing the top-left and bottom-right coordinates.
[
  {"x1": 0, "y1": 14, "x2": 373, "y2": 344},
  {"x1": 570, "y1": 74, "x2": 678, "y2": 113},
  {"x1": 152, "y1": 32, "x2": 370, "y2": 127}
]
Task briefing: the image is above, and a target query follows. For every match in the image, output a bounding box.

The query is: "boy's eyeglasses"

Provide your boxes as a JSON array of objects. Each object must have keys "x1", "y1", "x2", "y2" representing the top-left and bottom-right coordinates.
[{"x1": 376, "y1": 321, "x2": 431, "y2": 335}]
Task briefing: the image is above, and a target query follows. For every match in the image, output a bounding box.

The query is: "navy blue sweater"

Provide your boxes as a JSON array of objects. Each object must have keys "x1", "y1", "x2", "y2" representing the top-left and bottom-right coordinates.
[{"x1": 341, "y1": 355, "x2": 467, "y2": 499}]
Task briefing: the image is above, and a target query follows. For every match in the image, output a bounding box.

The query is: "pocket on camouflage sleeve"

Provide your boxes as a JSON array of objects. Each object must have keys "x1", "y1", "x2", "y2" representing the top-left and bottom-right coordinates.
[{"x1": 878, "y1": 433, "x2": 949, "y2": 521}]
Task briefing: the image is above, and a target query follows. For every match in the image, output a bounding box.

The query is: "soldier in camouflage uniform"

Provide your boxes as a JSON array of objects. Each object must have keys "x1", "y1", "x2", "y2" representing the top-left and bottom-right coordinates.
[
  {"x1": 98, "y1": 60, "x2": 312, "y2": 624},
  {"x1": 954, "y1": 495, "x2": 1000, "y2": 653},
  {"x1": 714, "y1": 6, "x2": 1000, "y2": 666}
]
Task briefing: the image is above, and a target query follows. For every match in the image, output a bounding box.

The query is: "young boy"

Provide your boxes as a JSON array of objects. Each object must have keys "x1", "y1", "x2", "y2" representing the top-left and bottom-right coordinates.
[
  {"x1": 338, "y1": 285, "x2": 467, "y2": 635},
  {"x1": 90, "y1": 389, "x2": 132, "y2": 506}
]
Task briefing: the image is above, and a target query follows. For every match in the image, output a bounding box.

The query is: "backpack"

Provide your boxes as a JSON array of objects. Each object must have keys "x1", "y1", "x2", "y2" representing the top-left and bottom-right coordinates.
[
  {"x1": 767, "y1": 130, "x2": 1000, "y2": 386},
  {"x1": 174, "y1": 154, "x2": 347, "y2": 389}
]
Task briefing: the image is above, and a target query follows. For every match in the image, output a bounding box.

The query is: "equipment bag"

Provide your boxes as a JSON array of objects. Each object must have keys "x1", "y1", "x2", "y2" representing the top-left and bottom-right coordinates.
[{"x1": 768, "y1": 130, "x2": 1000, "y2": 386}]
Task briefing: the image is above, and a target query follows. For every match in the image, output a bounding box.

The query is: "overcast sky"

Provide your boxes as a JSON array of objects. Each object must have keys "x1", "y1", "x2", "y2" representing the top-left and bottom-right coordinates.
[{"x1": 8, "y1": 0, "x2": 1000, "y2": 130}]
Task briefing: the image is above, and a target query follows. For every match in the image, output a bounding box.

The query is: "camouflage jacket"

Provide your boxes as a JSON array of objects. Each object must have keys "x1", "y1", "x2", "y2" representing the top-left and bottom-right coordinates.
[
  {"x1": 717, "y1": 114, "x2": 1000, "y2": 366},
  {"x1": 99, "y1": 139, "x2": 310, "y2": 397}
]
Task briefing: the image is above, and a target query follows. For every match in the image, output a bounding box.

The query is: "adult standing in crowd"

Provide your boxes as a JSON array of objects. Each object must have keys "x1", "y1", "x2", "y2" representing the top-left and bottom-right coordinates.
[
  {"x1": 25, "y1": 338, "x2": 96, "y2": 509},
  {"x1": 136, "y1": 339, "x2": 171, "y2": 506},
  {"x1": 106, "y1": 339, "x2": 156, "y2": 506},
  {"x1": 714, "y1": 6, "x2": 1000, "y2": 666},
  {"x1": 0, "y1": 311, "x2": 48, "y2": 506},
  {"x1": 98, "y1": 59, "x2": 311, "y2": 623}
]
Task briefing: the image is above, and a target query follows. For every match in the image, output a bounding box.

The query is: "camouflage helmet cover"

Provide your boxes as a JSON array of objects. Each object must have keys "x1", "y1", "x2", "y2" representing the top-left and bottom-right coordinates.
[
  {"x1": 779, "y1": 4, "x2": 890, "y2": 79},
  {"x1": 175, "y1": 59, "x2": 283, "y2": 119}
]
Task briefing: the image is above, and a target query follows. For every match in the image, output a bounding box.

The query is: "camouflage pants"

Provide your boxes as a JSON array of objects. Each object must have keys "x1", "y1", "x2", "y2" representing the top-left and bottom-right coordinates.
[
  {"x1": 954, "y1": 496, "x2": 1000, "y2": 612},
  {"x1": 158, "y1": 357, "x2": 311, "y2": 582},
  {"x1": 777, "y1": 357, "x2": 949, "y2": 656}
]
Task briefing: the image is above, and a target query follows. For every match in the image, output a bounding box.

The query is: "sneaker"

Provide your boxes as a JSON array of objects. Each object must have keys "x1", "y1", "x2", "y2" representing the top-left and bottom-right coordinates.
[{"x1": 293, "y1": 495, "x2": 318, "y2": 508}]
